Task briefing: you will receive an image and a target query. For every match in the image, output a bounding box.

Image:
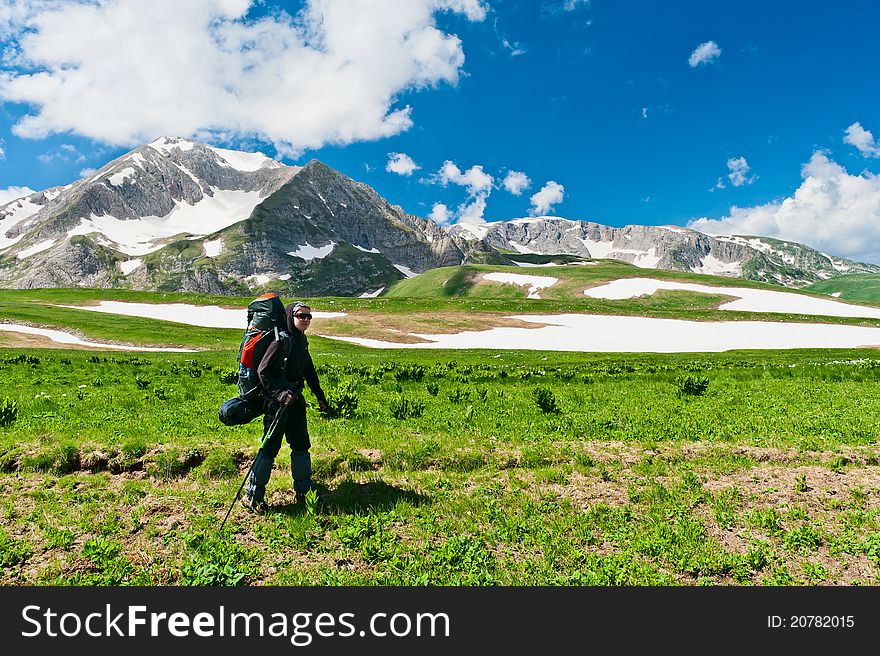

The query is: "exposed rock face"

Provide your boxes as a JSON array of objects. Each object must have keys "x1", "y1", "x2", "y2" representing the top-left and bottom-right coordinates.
[
  {"x1": 453, "y1": 217, "x2": 880, "y2": 287},
  {"x1": 2, "y1": 138, "x2": 877, "y2": 296}
]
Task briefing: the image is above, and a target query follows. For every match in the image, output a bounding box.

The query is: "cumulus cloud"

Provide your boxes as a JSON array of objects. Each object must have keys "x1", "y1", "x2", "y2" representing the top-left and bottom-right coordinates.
[
  {"x1": 844, "y1": 122, "x2": 880, "y2": 158},
  {"x1": 434, "y1": 160, "x2": 494, "y2": 194},
  {"x1": 688, "y1": 152, "x2": 880, "y2": 262},
  {"x1": 529, "y1": 180, "x2": 564, "y2": 216},
  {"x1": 78, "y1": 167, "x2": 96, "y2": 178},
  {"x1": 457, "y1": 194, "x2": 488, "y2": 224},
  {"x1": 0, "y1": 185, "x2": 36, "y2": 205},
  {"x1": 386, "y1": 152, "x2": 420, "y2": 176},
  {"x1": 0, "y1": 141, "x2": 5, "y2": 160},
  {"x1": 437, "y1": 0, "x2": 489, "y2": 21},
  {"x1": 688, "y1": 41, "x2": 721, "y2": 67},
  {"x1": 429, "y1": 159, "x2": 494, "y2": 224},
  {"x1": 37, "y1": 143, "x2": 86, "y2": 164},
  {"x1": 502, "y1": 170, "x2": 531, "y2": 195},
  {"x1": 727, "y1": 156, "x2": 756, "y2": 187},
  {"x1": 0, "y1": 0, "x2": 486, "y2": 155},
  {"x1": 428, "y1": 202, "x2": 452, "y2": 224}
]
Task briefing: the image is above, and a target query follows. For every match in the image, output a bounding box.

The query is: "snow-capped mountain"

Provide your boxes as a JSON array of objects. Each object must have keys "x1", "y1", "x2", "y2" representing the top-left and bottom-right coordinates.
[
  {"x1": 449, "y1": 217, "x2": 880, "y2": 287},
  {"x1": 0, "y1": 137, "x2": 499, "y2": 295},
  {"x1": 1, "y1": 137, "x2": 877, "y2": 296}
]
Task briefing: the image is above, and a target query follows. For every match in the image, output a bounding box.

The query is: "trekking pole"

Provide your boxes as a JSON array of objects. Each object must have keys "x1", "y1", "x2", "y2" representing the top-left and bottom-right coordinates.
[{"x1": 219, "y1": 401, "x2": 290, "y2": 530}]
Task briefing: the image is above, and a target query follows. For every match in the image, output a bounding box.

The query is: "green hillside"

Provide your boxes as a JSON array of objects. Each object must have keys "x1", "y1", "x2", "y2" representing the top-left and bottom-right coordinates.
[{"x1": 804, "y1": 273, "x2": 880, "y2": 304}]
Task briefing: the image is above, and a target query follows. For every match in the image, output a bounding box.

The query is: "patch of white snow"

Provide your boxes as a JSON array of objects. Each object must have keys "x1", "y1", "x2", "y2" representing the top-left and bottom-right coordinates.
[
  {"x1": 118, "y1": 259, "x2": 142, "y2": 275},
  {"x1": 288, "y1": 242, "x2": 336, "y2": 261},
  {"x1": 584, "y1": 278, "x2": 880, "y2": 319},
  {"x1": 16, "y1": 239, "x2": 55, "y2": 259}
]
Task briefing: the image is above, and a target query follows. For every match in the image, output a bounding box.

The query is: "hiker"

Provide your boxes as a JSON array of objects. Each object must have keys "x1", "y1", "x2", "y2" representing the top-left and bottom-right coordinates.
[{"x1": 242, "y1": 302, "x2": 328, "y2": 511}]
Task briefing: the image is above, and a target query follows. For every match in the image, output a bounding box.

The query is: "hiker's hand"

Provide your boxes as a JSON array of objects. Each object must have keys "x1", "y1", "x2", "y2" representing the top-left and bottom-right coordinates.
[
  {"x1": 279, "y1": 390, "x2": 293, "y2": 405},
  {"x1": 318, "y1": 397, "x2": 329, "y2": 413}
]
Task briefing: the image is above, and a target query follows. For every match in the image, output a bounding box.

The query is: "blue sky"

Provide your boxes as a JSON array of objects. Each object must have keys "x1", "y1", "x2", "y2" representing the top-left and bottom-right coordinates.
[{"x1": 2, "y1": 0, "x2": 880, "y2": 260}]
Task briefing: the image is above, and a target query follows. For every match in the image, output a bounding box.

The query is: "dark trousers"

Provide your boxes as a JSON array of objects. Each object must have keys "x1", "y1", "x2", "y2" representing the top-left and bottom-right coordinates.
[{"x1": 245, "y1": 397, "x2": 313, "y2": 501}]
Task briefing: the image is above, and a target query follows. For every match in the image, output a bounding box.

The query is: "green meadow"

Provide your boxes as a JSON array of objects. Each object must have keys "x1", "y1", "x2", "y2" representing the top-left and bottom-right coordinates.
[
  {"x1": 805, "y1": 273, "x2": 880, "y2": 304},
  {"x1": 2, "y1": 281, "x2": 880, "y2": 586}
]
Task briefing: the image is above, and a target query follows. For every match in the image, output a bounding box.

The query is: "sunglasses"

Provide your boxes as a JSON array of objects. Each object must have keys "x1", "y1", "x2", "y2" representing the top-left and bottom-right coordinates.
[{"x1": 294, "y1": 313, "x2": 312, "y2": 320}]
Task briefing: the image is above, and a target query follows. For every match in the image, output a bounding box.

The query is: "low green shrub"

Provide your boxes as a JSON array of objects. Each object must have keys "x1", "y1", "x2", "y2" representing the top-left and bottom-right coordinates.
[
  {"x1": 0, "y1": 398, "x2": 18, "y2": 427},
  {"x1": 390, "y1": 395, "x2": 424, "y2": 420},
  {"x1": 675, "y1": 374, "x2": 709, "y2": 397},
  {"x1": 322, "y1": 380, "x2": 359, "y2": 419},
  {"x1": 534, "y1": 386, "x2": 560, "y2": 413}
]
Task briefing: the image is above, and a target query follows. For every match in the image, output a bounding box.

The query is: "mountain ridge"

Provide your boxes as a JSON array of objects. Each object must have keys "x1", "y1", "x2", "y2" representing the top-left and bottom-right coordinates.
[{"x1": 2, "y1": 137, "x2": 877, "y2": 296}]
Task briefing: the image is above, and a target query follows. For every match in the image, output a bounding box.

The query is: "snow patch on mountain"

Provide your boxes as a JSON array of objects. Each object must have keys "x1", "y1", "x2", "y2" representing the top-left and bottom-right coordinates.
[
  {"x1": 65, "y1": 189, "x2": 263, "y2": 256},
  {"x1": 247, "y1": 273, "x2": 274, "y2": 286},
  {"x1": 148, "y1": 136, "x2": 196, "y2": 154},
  {"x1": 17, "y1": 239, "x2": 56, "y2": 259},
  {"x1": 454, "y1": 223, "x2": 489, "y2": 240},
  {"x1": 203, "y1": 238, "x2": 223, "y2": 257},
  {"x1": 393, "y1": 264, "x2": 418, "y2": 278},
  {"x1": 580, "y1": 239, "x2": 614, "y2": 258},
  {"x1": 107, "y1": 167, "x2": 137, "y2": 186},
  {"x1": 0, "y1": 197, "x2": 43, "y2": 249},
  {"x1": 207, "y1": 145, "x2": 280, "y2": 172},
  {"x1": 118, "y1": 259, "x2": 142, "y2": 275},
  {"x1": 354, "y1": 244, "x2": 380, "y2": 253},
  {"x1": 697, "y1": 254, "x2": 742, "y2": 276},
  {"x1": 288, "y1": 242, "x2": 336, "y2": 261}
]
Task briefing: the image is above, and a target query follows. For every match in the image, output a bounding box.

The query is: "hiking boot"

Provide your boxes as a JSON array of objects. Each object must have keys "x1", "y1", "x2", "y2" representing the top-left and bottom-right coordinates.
[{"x1": 240, "y1": 495, "x2": 269, "y2": 514}]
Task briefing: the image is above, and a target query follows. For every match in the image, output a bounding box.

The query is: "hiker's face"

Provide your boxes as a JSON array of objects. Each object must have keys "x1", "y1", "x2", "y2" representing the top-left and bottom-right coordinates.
[{"x1": 293, "y1": 306, "x2": 312, "y2": 332}]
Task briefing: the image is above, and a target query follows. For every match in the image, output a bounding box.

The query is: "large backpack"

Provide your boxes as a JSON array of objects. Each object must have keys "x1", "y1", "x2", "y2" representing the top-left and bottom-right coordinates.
[{"x1": 218, "y1": 293, "x2": 288, "y2": 426}]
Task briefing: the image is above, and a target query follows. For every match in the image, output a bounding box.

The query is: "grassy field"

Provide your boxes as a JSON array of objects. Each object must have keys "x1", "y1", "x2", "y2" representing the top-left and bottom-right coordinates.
[
  {"x1": 4, "y1": 264, "x2": 880, "y2": 354},
  {"x1": 2, "y1": 337, "x2": 880, "y2": 586},
  {"x1": 805, "y1": 273, "x2": 880, "y2": 304}
]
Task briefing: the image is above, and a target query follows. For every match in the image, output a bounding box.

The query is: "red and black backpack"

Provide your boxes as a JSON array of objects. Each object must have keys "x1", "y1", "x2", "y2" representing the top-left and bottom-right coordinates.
[{"x1": 219, "y1": 293, "x2": 290, "y2": 426}]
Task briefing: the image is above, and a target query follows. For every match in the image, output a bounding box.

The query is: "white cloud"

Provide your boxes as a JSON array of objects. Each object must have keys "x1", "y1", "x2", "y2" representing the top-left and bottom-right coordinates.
[
  {"x1": 428, "y1": 202, "x2": 452, "y2": 224},
  {"x1": 844, "y1": 122, "x2": 880, "y2": 158},
  {"x1": 457, "y1": 193, "x2": 488, "y2": 224},
  {"x1": 0, "y1": 185, "x2": 35, "y2": 205},
  {"x1": 501, "y1": 37, "x2": 526, "y2": 57},
  {"x1": 0, "y1": 0, "x2": 486, "y2": 155},
  {"x1": 0, "y1": 141, "x2": 5, "y2": 159},
  {"x1": 688, "y1": 41, "x2": 721, "y2": 67},
  {"x1": 502, "y1": 170, "x2": 531, "y2": 195},
  {"x1": 529, "y1": 181, "x2": 564, "y2": 216},
  {"x1": 78, "y1": 167, "x2": 96, "y2": 178},
  {"x1": 688, "y1": 152, "x2": 880, "y2": 262},
  {"x1": 709, "y1": 177, "x2": 726, "y2": 192},
  {"x1": 386, "y1": 152, "x2": 420, "y2": 176},
  {"x1": 434, "y1": 160, "x2": 494, "y2": 194},
  {"x1": 429, "y1": 159, "x2": 494, "y2": 224},
  {"x1": 436, "y1": 0, "x2": 489, "y2": 21},
  {"x1": 641, "y1": 107, "x2": 648, "y2": 119},
  {"x1": 727, "y1": 156, "x2": 756, "y2": 187}
]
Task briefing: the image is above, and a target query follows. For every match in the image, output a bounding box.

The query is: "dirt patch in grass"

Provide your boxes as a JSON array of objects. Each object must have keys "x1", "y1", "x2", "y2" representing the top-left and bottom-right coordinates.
[
  {"x1": 696, "y1": 464, "x2": 880, "y2": 584},
  {"x1": 315, "y1": 311, "x2": 543, "y2": 343},
  {"x1": 545, "y1": 470, "x2": 630, "y2": 508}
]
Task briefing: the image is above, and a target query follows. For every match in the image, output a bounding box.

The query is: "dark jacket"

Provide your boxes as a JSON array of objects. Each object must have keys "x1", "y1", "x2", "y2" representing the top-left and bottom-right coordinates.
[{"x1": 257, "y1": 303, "x2": 326, "y2": 407}]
